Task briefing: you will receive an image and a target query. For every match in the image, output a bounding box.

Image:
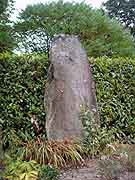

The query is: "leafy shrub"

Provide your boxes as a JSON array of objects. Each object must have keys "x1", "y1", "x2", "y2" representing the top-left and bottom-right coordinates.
[
  {"x1": 2, "y1": 156, "x2": 39, "y2": 180},
  {"x1": 90, "y1": 57, "x2": 135, "y2": 143},
  {"x1": 0, "y1": 53, "x2": 48, "y2": 148},
  {"x1": 1, "y1": 156, "x2": 59, "y2": 180},
  {"x1": 0, "y1": 54, "x2": 135, "y2": 147},
  {"x1": 38, "y1": 165, "x2": 59, "y2": 180},
  {"x1": 80, "y1": 106, "x2": 117, "y2": 157}
]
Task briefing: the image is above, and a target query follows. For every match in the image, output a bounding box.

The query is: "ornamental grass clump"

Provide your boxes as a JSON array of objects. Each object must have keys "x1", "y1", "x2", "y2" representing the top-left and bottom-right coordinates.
[{"x1": 18, "y1": 139, "x2": 84, "y2": 168}]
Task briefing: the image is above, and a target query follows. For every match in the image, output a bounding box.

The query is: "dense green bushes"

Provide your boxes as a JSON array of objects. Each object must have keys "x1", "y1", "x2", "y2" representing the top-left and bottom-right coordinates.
[
  {"x1": 0, "y1": 53, "x2": 48, "y2": 146},
  {"x1": 2, "y1": 156, "x2": 59, "y2": 180},
  {"x1": 0, "y1": 54, "x2": 135, "y2": 146},
  {"x1": 91, "y1": 57, "x2": 135, "y2": 142}
]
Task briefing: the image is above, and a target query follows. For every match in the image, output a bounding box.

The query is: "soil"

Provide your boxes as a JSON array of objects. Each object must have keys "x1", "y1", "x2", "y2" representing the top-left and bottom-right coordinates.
[{"x1": 58, "y1": 159, "x2": 135, "y2": 180}]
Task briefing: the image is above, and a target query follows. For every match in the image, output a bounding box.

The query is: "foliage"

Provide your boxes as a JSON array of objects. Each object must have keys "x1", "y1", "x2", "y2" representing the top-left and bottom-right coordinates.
[
  {"x1": 80, "y1": 106, "x2": 117, "y2": 157},
  {"x1": 0, "y1": 0, "x2": 15, "y2": 53},
  {"x1": 90, "y1": 57, "x2": 135, "y2": 143},
  {"x1": 15, "y1": 138, "x2": 84, "y2": 168},
  {"x1": 1, "y1": 155, "x2": 59, "y2": 180},
  {"x1": 0, "y1": 54, "x2": 135, "y2": 148},
  {"x1": 0, "y1": 0, "x2": 14, "y2": 19},
  {"x1": 2, "y1": 156, "x2": 39, "y2": 180},
  {"x1": 103, "y1": 0, "x2": 135, "y2": 38},
  {"x1": 38, "y1": 165, "x2": 59, "y2": 180},
  {"x1": 15, "y1": 1, "x2": 135, "y2": 57},
  {"x1": 0, "y1": 0, "x2": 8, "y2": 15},
  {"x1": 0, "y1": 53, "x2": 48, "y2": 148},
  {"x1": 0, "y1": 24, "x2": 15, "y2": 53}
]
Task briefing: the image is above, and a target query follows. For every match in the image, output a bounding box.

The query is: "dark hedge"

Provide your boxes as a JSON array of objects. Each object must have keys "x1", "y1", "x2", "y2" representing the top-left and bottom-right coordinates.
[
  {"x1": 0, "y1": 53, "x2": 48, "y2": 144},
  {"x1": 0, "y1": 54, "x2": 135, "y2": 144},
  {"x1": 91, "y1": 57, "x2": 135, "y2": 142}
]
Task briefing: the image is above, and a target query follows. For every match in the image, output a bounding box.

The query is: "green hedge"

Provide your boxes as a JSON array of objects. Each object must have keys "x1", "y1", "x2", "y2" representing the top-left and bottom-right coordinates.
[
  {"x1": 0, "y1": 54, "x2": 135, "y2": 144},
  {"x1": 91, "y1": 57, "x2": 135, "y2": 142},
  {"x1": 0, "y1": 53, "x2": 48, "y2": 144}
]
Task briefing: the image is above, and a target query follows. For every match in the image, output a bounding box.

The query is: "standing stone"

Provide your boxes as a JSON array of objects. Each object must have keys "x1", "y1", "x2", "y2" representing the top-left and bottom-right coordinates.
[{"x1": 45, "y1": 34, "x2": 98, "y2": 140}]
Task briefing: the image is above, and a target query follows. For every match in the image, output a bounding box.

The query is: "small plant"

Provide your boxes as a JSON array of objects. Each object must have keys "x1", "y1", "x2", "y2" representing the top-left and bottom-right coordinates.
[
  {"x1": 80, "y1": 106, "x2": 116, "y2": 157},
  {"x1": 38, "y1": 165, "x2": 59, "y2": 180},
  {"x1": 2, "y1": 156, "x2": 39, "y2": 180},
  {"x1": 15, "y1": 138, "x2": 84, "y2": 168}
]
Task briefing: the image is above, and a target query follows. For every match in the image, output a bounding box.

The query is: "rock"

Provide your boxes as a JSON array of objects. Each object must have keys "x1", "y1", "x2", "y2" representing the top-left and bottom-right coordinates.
[{"x1": 45, "y1": 34, "x2": 99, "y2": 140}]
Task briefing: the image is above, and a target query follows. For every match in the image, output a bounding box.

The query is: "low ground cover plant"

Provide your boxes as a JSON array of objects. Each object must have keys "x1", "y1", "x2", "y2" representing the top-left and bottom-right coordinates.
[
  {"x1": 15, "y1": 138, "x2": 84, "y2": 168},
  {"x1": 1, "y1": 155, "x2": 59, "y2": 180}
]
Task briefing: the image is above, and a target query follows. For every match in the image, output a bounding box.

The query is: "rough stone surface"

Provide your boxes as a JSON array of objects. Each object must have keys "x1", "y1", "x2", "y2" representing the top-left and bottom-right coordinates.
[{"x1": 45, "y1": 34, "x2": 98, "y2": 140}]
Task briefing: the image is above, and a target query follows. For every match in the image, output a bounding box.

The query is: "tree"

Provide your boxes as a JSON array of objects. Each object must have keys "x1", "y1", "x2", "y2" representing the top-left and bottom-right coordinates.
[
  {"x1": 103, "y1": 0, "x2": 135, "y2": 38},
  {"x1": 0, "y1": 0, "x2": 8, "y2": 14},
  {"x1": 0, "y1": 0, "x2": 15, "y2": 21},
  {"x1": 0, "y1": 0, "x2": 15, "y2": 53},
  {"x1": 15, "y1": 1, "x2": 135, "y2": 57}
]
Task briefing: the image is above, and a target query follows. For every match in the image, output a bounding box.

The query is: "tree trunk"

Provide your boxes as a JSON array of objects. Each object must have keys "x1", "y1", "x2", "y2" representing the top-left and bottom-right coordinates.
[{"x1": 45, "y1": 34, "x2": 99, "y2": 140}]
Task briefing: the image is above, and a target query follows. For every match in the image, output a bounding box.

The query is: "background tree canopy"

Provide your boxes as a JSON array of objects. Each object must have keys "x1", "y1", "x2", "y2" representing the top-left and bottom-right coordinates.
[
  {"x1": 15, "y1": 1, "x2": 135, "y2": 57},
  {"x1": 0, "y1": 0, "x2": 8, "y2": 15},
  {"x1": 103, "y1": 0, "x2": 135, "y2": 38},
  {"x1": 0, "y1": 0, "x2": 15, "y2": 53}
]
